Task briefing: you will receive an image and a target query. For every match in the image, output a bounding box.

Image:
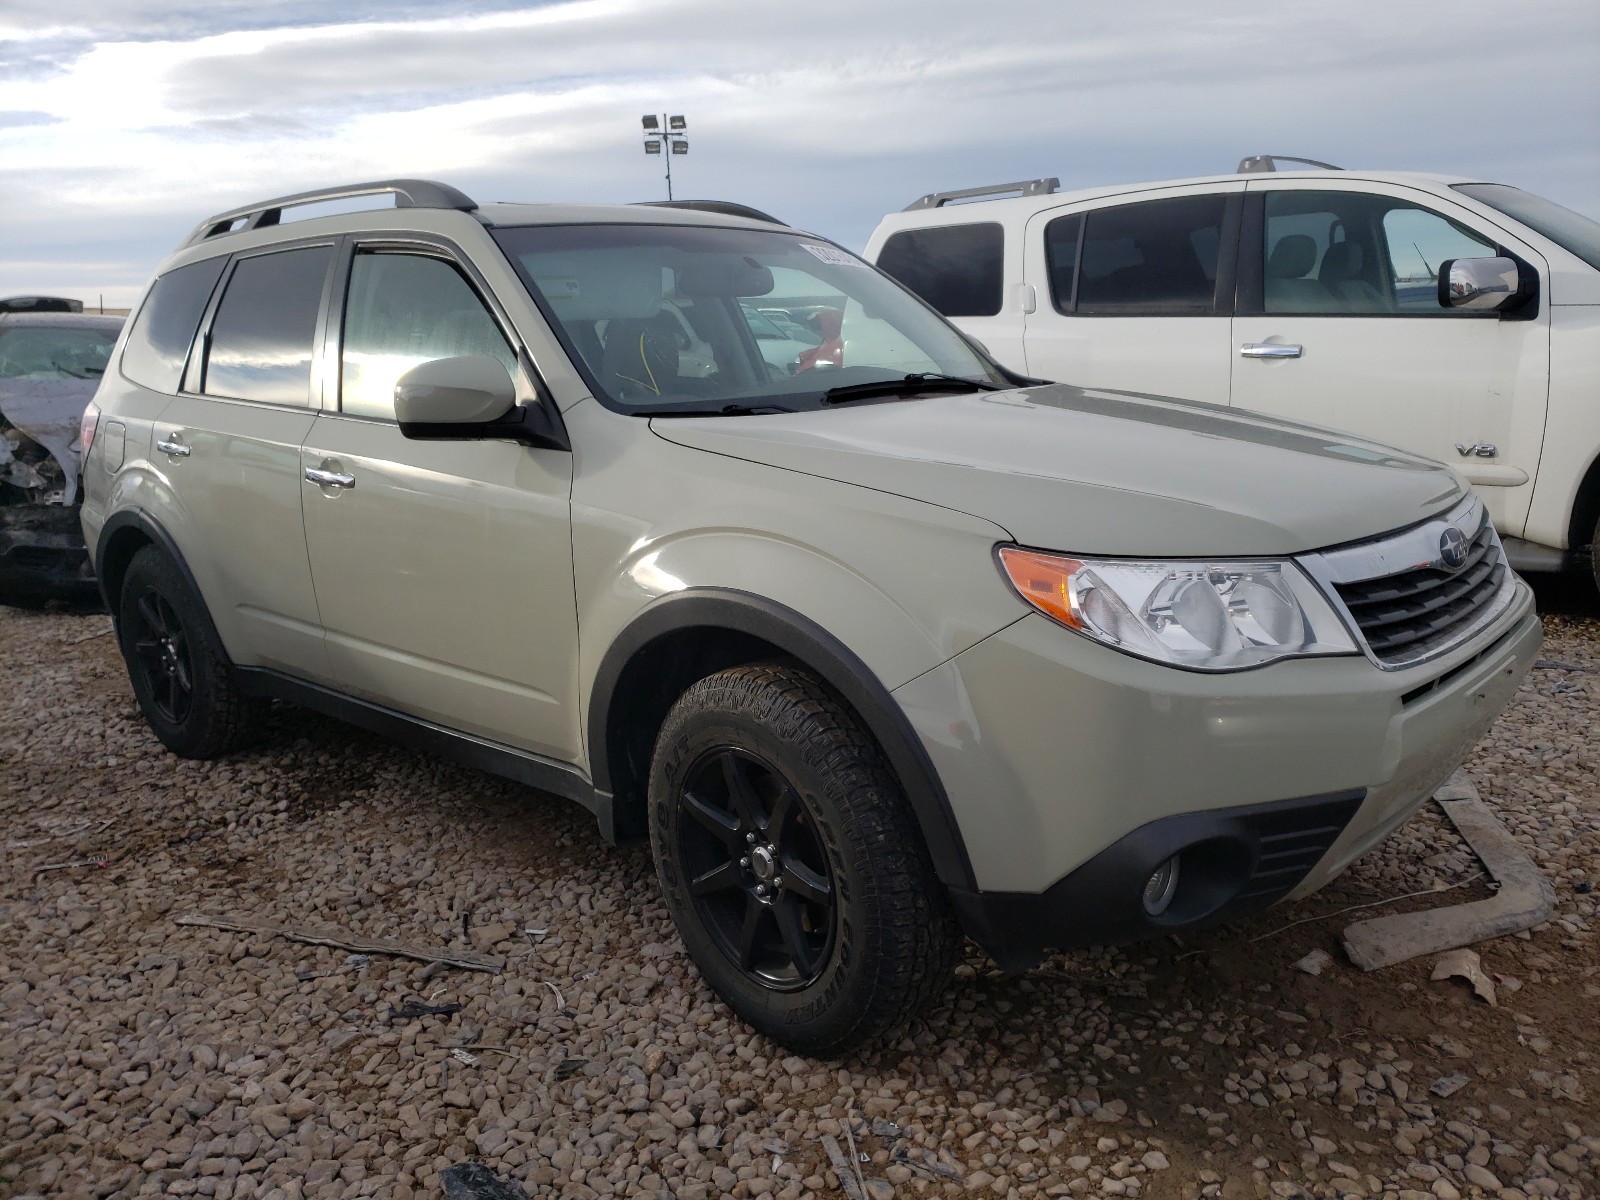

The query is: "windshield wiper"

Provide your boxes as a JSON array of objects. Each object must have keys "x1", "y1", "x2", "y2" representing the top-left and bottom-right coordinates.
[
  {"x1": 635, "y1": 402, "x2": 799, "y2": 417},
  {"x1": 50, "y1": 361, "x2": 102, "y2": 379},
  {"x1": 820, "y1": 373, "x2": 1001, "y2": 405}
]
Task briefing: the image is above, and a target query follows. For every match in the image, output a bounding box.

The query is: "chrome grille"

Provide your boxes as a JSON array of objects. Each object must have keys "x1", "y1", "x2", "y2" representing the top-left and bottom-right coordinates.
[
  {"x1": 1298, "y1": 497, "x2": 1516, "y2": 670},
  {"x1": 1333, "y1": 520, "x2": 1505, "y2": 663}
]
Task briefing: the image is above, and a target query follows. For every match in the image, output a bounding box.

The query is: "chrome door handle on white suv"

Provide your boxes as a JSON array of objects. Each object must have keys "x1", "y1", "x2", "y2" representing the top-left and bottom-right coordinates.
[
  {"x1": 155, "y1": 434, "x2": 191, "y2": 457},
  {"x1": 304, "y1": 464, "x2": 356, "y2": 489},
  {"x1": 1240, "y1": 343, "x2": 1303, "y2": 359}
]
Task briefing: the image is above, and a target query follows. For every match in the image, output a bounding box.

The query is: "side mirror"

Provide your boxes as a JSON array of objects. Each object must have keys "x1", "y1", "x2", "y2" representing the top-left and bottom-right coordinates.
[
  {"x1": 1438, "y1": 257, "x2": 1520, "y2": 311},
  {"x1": 394, "y1": 355, "x2": 516, "y2": 426},
  {"x1": 394, "y1": 355, "x2": 569, "y2": 451}
]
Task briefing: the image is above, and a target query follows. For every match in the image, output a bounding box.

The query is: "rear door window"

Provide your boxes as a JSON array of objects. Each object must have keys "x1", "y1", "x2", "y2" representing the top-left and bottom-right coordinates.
[
  {"x1": 120, "y1": 257, "x2": 227, "y2": 392},
  {"x1": 876, "y1": 223, "x2": 1004, "y2": 317},
  {"x1": 1072, "y1": 195, "x2": 1228, "y2": 314},
  {"x1": 202, "y1": 246, "x2": 332, "y2": 405},
  {"x1": 1041, "y1": 213, "x2": 1083, "y2": 311}
]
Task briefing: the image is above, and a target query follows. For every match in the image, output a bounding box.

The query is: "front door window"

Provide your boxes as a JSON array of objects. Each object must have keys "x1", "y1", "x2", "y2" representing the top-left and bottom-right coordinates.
[
  {"x1": 340, "y1": 251, "x2": 517, "y2": 418},
  {"x1": 1259, "y1": 191, "x2": 1497, "y2": 315}
]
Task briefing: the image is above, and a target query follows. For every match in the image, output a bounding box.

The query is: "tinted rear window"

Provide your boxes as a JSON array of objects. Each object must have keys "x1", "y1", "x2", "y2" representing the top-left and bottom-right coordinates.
[
  {"x1": 203, "y1": 246, "x2": 332, "y2": 405},
  {"x1": 1075, "y1": 195, "x2": 1227, "y2": 314},
  {"x1": 876, "y1": 223, "x2": 1004, "y2": 317},
  {"x1": 120, "y1": 257, "x2": 227, "y2": 392}
]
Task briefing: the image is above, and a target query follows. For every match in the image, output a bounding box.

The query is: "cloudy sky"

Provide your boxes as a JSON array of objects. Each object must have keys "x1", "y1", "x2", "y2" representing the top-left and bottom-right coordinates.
[{"x1": 2, "y1": 0, "x2": 1597, "y2": 308}]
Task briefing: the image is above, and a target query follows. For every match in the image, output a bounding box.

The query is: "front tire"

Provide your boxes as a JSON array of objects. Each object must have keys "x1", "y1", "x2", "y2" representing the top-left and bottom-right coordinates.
[
  {"x1": 117, "y1": 546, "x2": 264, "y2": 758},
  {"x1": 648, "y1": 662, "x2": 962, "y2": 1055}
]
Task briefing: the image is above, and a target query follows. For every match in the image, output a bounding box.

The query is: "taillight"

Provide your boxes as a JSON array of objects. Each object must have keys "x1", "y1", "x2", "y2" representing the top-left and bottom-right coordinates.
[{"x1": 78, "y1": 401, "x2": 101, "y2": 458}]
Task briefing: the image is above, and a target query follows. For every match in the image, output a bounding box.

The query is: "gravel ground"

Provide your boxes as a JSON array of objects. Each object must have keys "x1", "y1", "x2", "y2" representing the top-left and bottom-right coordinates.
[{"x1": 2, "y1": 583, "x2": 1597, "y2": 1200}]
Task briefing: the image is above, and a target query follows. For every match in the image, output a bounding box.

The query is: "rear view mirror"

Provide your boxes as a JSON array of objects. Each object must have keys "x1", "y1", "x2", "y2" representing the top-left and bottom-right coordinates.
[
  {"x1": 675, "y1": 258, "x2": 775, "y2": 297},
  {"x1": 1438, "y1": 257, "x2": 1520, "y2": 311},
  {"x1": 394, "y1": 355, "x2": 570, "y2": 451},
  {"x1": 394, "y1": 355, "x2": 516, "y2": 425}
]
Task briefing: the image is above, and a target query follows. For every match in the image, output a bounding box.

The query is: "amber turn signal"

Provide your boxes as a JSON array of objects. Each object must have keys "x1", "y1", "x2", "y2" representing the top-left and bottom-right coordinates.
[{"x1": 997, "y1": 547, "x2": 1086, "y2": 630}]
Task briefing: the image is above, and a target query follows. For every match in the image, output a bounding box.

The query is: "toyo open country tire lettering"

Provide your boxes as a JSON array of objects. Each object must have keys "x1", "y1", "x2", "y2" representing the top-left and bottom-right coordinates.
[
  {"x1": 648, "y1": 662, "x2": 963, "y2": 1056},
  {"x1": 117, "y1": 546, "x2": 265, "y2": 758}
]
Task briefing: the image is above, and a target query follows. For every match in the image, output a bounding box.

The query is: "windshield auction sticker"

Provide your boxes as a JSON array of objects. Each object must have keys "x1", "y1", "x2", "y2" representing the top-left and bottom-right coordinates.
[{"x1": 799, "y1": 244, "x2": 863, "y2": 267}]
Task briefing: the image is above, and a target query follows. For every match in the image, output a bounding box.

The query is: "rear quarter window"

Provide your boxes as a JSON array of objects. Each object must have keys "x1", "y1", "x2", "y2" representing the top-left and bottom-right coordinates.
[
  {"x1": 120, "y1": 257, "x2": 228, "y2": 392},
  {"x1": 875, "y1": 223, "x2": 1004, "y2": 317}
]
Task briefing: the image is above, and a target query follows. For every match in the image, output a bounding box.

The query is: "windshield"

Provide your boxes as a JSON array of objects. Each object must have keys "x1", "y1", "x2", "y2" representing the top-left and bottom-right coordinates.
[
  {"x1": 491, "y1": 223, "x2": 1003, "y2": 414},
  {"x1": 1454, "y1": 183, "x2": 1600, "y2": 272}
]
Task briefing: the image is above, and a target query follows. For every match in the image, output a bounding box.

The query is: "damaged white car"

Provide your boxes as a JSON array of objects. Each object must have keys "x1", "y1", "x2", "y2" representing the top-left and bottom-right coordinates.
[{"x1": 0, "y1": 311, "x2": 123, "y2": 603}]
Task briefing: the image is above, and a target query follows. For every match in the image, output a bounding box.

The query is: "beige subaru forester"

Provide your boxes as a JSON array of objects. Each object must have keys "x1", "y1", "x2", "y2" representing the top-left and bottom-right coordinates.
[{"x1": 81, "y1": 179, "x2": 1541, "y2": 1054}]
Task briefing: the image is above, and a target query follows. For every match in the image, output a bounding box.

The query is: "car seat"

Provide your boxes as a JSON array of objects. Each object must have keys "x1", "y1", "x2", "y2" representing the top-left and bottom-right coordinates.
[
  {"x1": 1318, "y1": 242, "x2": 1390, "y2": 312},
  {"x1": 1264, "y1": 234, "x2": 1338, "y2": 312}
]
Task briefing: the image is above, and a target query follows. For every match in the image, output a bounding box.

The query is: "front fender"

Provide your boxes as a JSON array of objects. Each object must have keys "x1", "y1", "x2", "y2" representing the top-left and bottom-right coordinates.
[{"x1": 587, "y1": 585, "x2": 985, "y2": 890}]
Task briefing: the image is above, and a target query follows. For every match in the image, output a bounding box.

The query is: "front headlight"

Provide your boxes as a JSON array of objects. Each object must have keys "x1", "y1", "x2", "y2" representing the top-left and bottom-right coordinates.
[{"x1": 997, "y1": 547, "x2": 1358, "y2": 671}]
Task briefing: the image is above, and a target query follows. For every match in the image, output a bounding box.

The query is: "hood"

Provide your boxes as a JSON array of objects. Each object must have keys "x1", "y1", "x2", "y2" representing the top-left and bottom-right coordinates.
[{"x1": 649, "y1": 383, "x2": 1465, "y2": 557}]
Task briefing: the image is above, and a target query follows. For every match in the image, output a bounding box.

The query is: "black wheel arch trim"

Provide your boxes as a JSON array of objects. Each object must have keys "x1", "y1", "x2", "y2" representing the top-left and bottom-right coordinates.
[
  {"x1": 94, "y1": 508, "x2": 209, "y2": 629},
  {"x1": 588, "y1": 587, "x2": 978, "y2": 891}
]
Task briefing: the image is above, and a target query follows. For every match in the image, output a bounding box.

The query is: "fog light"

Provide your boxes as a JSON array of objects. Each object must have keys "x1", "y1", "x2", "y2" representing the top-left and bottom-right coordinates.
[{"x1": 1142, "y1": 856, "x2": 1180, "y2": 917}]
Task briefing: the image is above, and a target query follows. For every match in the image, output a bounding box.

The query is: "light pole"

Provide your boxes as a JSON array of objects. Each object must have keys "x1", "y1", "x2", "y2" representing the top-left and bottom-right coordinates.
[{"x1": 641, "y1": 114, "x2": 688, "y2": 200}]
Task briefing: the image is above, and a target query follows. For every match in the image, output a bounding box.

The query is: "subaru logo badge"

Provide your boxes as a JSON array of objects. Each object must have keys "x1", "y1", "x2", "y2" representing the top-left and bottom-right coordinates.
[{"x1": 1439, "y1": 527, "x2": 1469, "y2": 571}]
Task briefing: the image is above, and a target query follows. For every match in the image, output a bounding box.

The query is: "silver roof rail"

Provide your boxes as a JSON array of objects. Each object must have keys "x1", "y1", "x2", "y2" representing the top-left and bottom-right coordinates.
[
  {"x1": 1236, "y1": 155, "x2": 1343, "y2": 174},
  {"x1": 635, "y1": 199, "x2": 787, "y2": 225},
  {"x1": 904, "y1": 177, "x2": 1060, "y2": 211},
  {"x1": 178, "y1": 179, "x2": 478, "y2": 249}
]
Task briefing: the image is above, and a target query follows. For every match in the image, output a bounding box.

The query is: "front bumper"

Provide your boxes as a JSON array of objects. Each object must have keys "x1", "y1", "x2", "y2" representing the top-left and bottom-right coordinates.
[{"x1": 894, "y1": 581, "x2": 1541, "y2": 970}]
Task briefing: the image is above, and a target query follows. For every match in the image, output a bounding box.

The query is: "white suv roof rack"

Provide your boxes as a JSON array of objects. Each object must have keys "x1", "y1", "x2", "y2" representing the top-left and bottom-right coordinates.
[
  {"x1": 1236, "y1": 155, "x2": 1343, "y2": 174},
  {"x1": 904, "y1": 178, "x2": 1060, "y2": 211}
]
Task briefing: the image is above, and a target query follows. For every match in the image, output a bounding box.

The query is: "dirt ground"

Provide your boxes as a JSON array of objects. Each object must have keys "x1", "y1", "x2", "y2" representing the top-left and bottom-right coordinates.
[{"x1": 1, "y1": 578, "x2": 1596, "y2": 1200}]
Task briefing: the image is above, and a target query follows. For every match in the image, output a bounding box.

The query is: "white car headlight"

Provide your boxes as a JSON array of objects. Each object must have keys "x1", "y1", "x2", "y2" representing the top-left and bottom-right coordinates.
[{"x1": 997, "y1": 547, "x2": 1359, "y2": 671}]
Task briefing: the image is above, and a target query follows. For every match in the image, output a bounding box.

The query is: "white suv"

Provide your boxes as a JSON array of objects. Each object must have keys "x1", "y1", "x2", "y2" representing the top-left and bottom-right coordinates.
[{"x1": 866, "y1": 156, "x2": 1600, "y2": 586}]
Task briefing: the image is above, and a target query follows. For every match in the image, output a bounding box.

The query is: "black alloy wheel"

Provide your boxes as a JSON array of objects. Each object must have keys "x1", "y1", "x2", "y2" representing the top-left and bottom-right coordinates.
[
  {"x1": 116, "y1": 545, "x2": 264, "y2": 758},
  {"x1": 126, "y1": 587, "x2": 194, "y2": 724},
  {"x1": 648, "y1": 662, "x2": 963, "y2": 1055},
  {"x1": 674, "y1": 746, "x2": 836, "y2": 990}
]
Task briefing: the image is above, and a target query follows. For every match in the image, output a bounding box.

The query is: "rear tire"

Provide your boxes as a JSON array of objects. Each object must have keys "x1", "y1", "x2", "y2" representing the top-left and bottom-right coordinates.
[
  {"x1": 1589, "y1": 514, "x2": 1600, "y2": 599},
  {"x1": 117, "y1": 546, "x2": 264, "y2": 757},
  {"x1": 648, "y1": 662, "x2": 962, "y2": 1055}
]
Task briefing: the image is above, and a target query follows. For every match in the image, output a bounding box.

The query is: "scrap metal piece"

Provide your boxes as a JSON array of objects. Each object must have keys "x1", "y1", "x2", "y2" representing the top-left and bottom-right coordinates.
[
  {"x1": 820, "y1": 1134, "x2": 866, "y2": 1200},
  {"x1": 1343, "y1": 776, "x2": 1554, "y2": 971},
  {"x1": 1430, "y1": 947, "x2": 1497, "y2": 1005},
  {"x1": 387, "y1": 999, "x2": 465, "y2": 1021},
  {"x1": 1294, "y1": 948, "x2": 1333, "y2": 976},
  {"x1": 175, "y1": 913, "x2": 503, "y2": 972},
  {"x1": 1430, "y1": 1073, "x2": 1470, "y2": 1098},
  {"x1": 440, "y1": 1163, "x2": 528, "y2": 1200}
]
